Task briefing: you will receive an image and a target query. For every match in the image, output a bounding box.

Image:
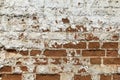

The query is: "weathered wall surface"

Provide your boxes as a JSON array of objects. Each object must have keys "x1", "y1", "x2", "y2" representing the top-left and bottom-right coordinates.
[{"x1": 0, "y1": 0, "x2": 120, "y2": 80}]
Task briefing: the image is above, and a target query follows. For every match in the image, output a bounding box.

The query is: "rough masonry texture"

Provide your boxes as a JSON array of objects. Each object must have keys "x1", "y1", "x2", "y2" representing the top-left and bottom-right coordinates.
[{"x1": 0, "y1": 0, "x2": 120, "y2": 80}]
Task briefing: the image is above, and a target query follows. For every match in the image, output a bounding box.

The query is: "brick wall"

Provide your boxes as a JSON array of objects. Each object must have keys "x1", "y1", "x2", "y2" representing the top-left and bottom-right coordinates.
[{"x1": 0, "y1": 0, "x2": 120, "y2": 80}]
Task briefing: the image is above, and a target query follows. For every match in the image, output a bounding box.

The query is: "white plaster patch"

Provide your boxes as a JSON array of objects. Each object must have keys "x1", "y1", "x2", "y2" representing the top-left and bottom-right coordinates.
[
  {"x1": 23, "y1": 73, "x2": 35, "y2": 80},
  {"x1": 88, "y1": 65, "x2": 117, "y2": 75},
  {"x1": 36, "y1": 65, "x2": 49, "y2": 74},
  {"x1": 60, "y1": 73, "x2": 74, "y2": 80}
]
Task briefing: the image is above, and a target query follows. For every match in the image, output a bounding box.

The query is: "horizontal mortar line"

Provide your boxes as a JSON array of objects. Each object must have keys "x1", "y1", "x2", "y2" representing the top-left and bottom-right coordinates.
[{"x1": 9, "y1": 48, "x2": 118, "y2": 50}]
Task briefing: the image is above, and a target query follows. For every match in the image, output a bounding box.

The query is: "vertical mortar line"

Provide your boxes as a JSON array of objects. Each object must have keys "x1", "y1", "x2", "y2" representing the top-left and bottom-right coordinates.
[
  {"x1": 11, "y1": 65, "x2": 13, "y2": 74},
  {"x1": 86, "y1": 41, "x2": 88, "y2": 50},
  {"x1": 22, "y1": 73, "x2": 23, "y2": 80},
  {"x1": 101, "y1": 41, "x2": 104, "y2": 66},
  {"x1": 105, "y1": 48, "x2": 107, "y2": 57},
  {"x1": 80, "y1": 49, "x2": 82, "y2": 57},
  {"x1": 99, "y1": 40, "x2": 102, "y2": 50},
  {"x1": 111, "y1": 73, "x2": 113, "y2": 80},
  {"x1": 66, "y1": 31, "x2": 69, "y2": 41},
  {"x1": 28, "y1": 49, "x2": 31, "y2": 56},
  {"x1": 101, "y1": 57, "x2": 103, "y2": 67}
]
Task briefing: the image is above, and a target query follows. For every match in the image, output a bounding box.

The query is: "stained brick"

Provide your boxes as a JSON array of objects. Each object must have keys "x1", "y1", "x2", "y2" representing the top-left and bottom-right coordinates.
[
  {"x1": 0, "y1": 66, "x2": 12, "y2": 73},
  {"x1": 36, "y1": 74, "x2": 60, "y2": 80},
  {"x1": 30, "y1": 50, "x2": 41, "y2": 56},
  {"x1": 19, "y1": 50, "x2": 28, "y2": 56},
  {"x1": 2, "y1": 74, "x2": 22, "y2": 80},
  {"x1": 62, "y1": 18, "x2": 70, "y2": 24},
  {"x1": 74, "y1": 75, "x2": 91, "y2": 80},
  {"x1": 90, "y1": 58, "x2": 101, "y2": 64},
  {"x1": 113, "y1": 74, "x2": 120, "y2": 80},
  {"x1": 44, "y1": 49, "x2": 66, "y2": 57},
  {"x1": 100, "y1": 74, "x2": 112, "y2": 80},
  {"x1": 103, "y1": 58, "x2": 120, "y2": 64},
  {"x1": 102, "y1": 42, "x2": 118, "y2": 49},
  {"x1": 20, "y1": 66, "x2": 28, "y2": 72},
  {"x1": 106, "y1": 50, "x2": 118, "y2": 57},
  {"x1": 5, "y1": 49, "x2": 17, "y2": 53},
  {"x1": 82, "y1": 50, "x2": 105, "y2": 57},
  {"x1": 63, "y1": 42, "x2": 86, "y2": 49},
  {"x1": 88, "y1": 42, "x2": 100, "y2": 48}
]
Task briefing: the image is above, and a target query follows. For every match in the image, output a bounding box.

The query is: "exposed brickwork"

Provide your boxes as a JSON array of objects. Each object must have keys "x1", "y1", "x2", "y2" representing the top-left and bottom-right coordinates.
[
  {"x1": 0, "y1": 66, "x2": 12, "y2": 73},
  {"x1": 88, "y1": 42, "x2": 100, "y2": 49},
  {"x1": 90, "y1": 58, "x2": 101, "y2": 64},
  {"x1": 103, "y1": 58, "x2": 120, "y2": 64},
  {"x1": 44, "y1": 49, "x2": 67, "y2": 57},
  {"x1": 82, "y1": 50, "x2": 105, "y2": 57},
  {"x1": 36, "y1": 74, "x2": 60, "y2": 80},
  {"x1": 100, "y1": 74, "x2": 112, "y2": 80},
  {"x1": 0, "y1": 0, "x2": 120, "y2": 80},
  {"x1": 30, "y1": 50, "x2": 41, "y2": 56},
  {"x1": 102, "y1": 42, "x2": 118, "y2": 49},
  {"x1": 74, "y1": 75, "x2": 91, "y2": 80},
  {"x1": 106, "y1": 50, "x2": 118, "y2": 57},
  {"x1": 113, "y1": 74, "x2": 120, "y2": 80},
  {"x1": 1, "y1": 74, "x2": 22, "y2": 80}
]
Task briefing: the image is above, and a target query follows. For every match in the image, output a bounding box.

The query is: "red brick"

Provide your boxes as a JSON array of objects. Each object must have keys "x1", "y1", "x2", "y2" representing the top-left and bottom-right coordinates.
[
  {"x1": 5, "y1": 49, "x2": 17, "y2": 53},
  {"x1": 113, "y1": 74, "x2": 120, "y2": 80},
  {"x1": 102, "y1": 42, "x2": 118, "y2": 49},
  {"x1": 88, "y1": 42, "x2": 100, "y2": 48},
  {"x1": 62, "y1": 18, "x2": 70, "y2": 24},
  {"x1": 106, "y1": 50, "x2": 118, "y2": 57},
  {"x1": 20, "y1": 66, "x2": 28, "y2": 72},
  {"x1": 36, "y1": 74, "x2": 60, "y2": 80},
  {"x1": 44, "y1": 49, "x2": 66, "y2": 57},
  {"x1": 30, "y1": 50, "x2": 41, "y2": 56},
  {"x1": 74, "y1": 75, "x2": 91, "y2": 80},
  {"x1": 0, "y1": 66, "x2": 12, "y2": 73},
  {"x1": 2, "y1": 74, "x2": 22, "y2": 80},
  {"x1": 19, "y1": 50, "x2": 28, "y2": 56},
  {"x1": 76, "y1": 50, "x2": 81, "y2": 56},
  {"x1": 90, "y1": 58, "x2": 101, "y2": 64},
  {"x1": 103, "y1": 58, "x2": 120, "y2": 64},
  {"x1": 82, "y1": 50, "x2": 105, "y2": 57},
  {"x1": 100, "y1": 74, "x2": 112, "y2": 80},
  {"x1": 63, "y1": 42, "x2": 86, "y2": 49}
]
